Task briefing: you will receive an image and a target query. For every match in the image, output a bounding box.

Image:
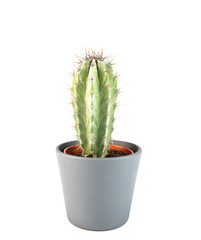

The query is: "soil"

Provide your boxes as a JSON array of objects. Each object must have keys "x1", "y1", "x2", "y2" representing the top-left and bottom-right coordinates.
[
  {"x1": 105, "y1": 149, "x2": 126, "y2": 157},
  {"x1": 75, "y1": 149, "x2": 126, "y2": 158}
]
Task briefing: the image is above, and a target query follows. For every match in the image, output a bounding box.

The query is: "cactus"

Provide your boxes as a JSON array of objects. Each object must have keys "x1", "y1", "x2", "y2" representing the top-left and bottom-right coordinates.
[{"x1": 71, "y1": 50, "x2": 118, "y2": 158}]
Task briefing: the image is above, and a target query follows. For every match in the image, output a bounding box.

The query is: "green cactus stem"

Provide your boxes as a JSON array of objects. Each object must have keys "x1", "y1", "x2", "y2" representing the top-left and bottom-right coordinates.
[{"x1": 71, "y1": 50, "x2": 118, "y2": 158}]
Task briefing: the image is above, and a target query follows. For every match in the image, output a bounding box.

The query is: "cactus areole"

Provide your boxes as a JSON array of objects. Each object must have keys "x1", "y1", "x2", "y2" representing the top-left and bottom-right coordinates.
[{"x1": 71, "y1": 50, "x2": 118, "y2": 158}]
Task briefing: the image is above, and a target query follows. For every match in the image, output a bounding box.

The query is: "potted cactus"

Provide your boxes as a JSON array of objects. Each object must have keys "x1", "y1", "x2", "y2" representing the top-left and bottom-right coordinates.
[{"x1": 56, "y1": 50, "x2": 142, "y2": 231}]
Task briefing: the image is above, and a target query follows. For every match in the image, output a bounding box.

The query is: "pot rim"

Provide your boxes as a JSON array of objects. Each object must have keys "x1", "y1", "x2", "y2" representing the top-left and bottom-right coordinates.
[
  {"x1": 56, "y1": 140, "x2": 142, "y2": 161},
  {"x1": 63, "y1": 144, "x2": 134, "y2": 156}
]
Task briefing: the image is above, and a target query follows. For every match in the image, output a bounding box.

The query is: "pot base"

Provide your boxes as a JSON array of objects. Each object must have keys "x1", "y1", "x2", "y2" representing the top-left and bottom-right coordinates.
[{"x1": 68, "y1": 216, "x2": 129, "y2": 231}]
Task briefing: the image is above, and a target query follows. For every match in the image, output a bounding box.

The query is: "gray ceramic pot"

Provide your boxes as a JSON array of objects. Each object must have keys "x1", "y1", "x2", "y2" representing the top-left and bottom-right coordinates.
[{"x1": 56, "y1": 140, "x2": 142, "y2": 231}]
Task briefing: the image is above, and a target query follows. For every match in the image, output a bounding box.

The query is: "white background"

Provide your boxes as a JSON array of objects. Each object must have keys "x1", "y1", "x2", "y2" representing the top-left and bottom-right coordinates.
[{"x1": 0, "y1": 0, "x2": 201, "y2": 239}]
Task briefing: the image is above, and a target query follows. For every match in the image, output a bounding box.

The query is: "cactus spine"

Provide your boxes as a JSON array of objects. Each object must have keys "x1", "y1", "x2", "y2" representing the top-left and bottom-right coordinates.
[{"x1": 71, "y1": 51, "x2": 118, "y2": 158}]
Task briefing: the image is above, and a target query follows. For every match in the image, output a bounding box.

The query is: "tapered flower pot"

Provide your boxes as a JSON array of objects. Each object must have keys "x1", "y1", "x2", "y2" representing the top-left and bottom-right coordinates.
[{"x1": 56, "y1": 140, "x2": 142, "y2": 231}]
